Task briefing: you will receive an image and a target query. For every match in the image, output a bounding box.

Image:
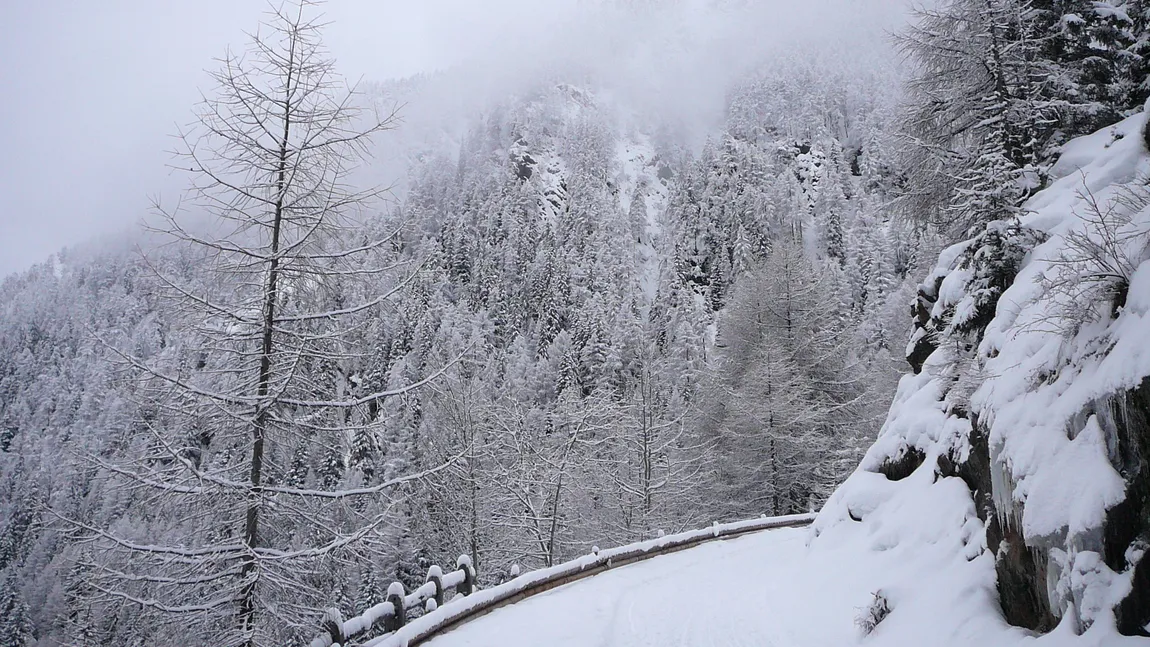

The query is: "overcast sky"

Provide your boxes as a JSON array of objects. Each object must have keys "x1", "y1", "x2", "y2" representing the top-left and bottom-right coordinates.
[
  {"x1": 0, "y1": 0, "x2": 903, "y2": 278},
  {"x1": 0, "y1": 0, "x2": 589, "y2": 277}
]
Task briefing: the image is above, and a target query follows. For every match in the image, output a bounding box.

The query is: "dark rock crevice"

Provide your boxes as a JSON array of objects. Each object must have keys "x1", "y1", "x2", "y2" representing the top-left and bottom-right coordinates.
[
  {"x1": 1108, "y1": 376, "x2": 1150, "y2": 636},
  {"x1": 941, "y1": 414, "x2": 1059, "y2": 631},
  {"x1": 907, "y1": 276, "x2": 941, "y2": 375},
  {"x1": 876, "y1": 445, "x2": 926, "y2": 481},
  {"x1": 992, "y1": 518, "x2": 1058, "y2": 632},
  {"x1": 942, "y1": 381, "x2": 1150, "y2": 635},
  {"x1": 937, "y1": 416, "x2": 994, "y2": 523}
]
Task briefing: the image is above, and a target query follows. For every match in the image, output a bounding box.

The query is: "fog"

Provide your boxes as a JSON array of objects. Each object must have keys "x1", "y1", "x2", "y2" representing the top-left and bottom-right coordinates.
[{"x1": 0, "y1": 0, "x2": 907, "y2": 278}]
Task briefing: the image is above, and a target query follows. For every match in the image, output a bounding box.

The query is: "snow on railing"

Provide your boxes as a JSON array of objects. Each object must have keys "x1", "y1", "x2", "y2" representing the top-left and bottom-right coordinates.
[
  {"x1": 310, "y1": 555, "x2": 476, "y2": 647},
  {"x1": 308, "y1": 512, "x2": 814, "y2": 647}
]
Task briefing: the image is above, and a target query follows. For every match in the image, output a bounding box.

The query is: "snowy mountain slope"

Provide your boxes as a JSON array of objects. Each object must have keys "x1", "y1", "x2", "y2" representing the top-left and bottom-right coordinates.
[
  {"x1": 399, "y1": 114, "x2": 1150, "y2": 647},
  {"x1": 614, "y1": 133, "x2": 670, "y2": 306},
  {"x1": 816, "y1": 111, "x2": 1150, "y2": 640},
  {"x1": 0, "y1": 57, "x2": 912, "y2": 646}
]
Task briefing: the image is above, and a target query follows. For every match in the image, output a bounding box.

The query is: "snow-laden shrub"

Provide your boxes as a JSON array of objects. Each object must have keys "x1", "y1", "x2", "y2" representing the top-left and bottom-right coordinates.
[
  {"x1": 943, "y1": 219, "x2": 1046, "y2": 337},
  {"x1": 901, "y1": 219, "x2": 1046, "y2": 413},
  {"x1": 855, "y1": 590, "x2": 891, "y2": 636},
  {"x1": 905, "y1": 219, "x2": 1046, "y2": 377},
  {"x1": 1039, "y1": 182, "x2": 1150, "y2": 336}
]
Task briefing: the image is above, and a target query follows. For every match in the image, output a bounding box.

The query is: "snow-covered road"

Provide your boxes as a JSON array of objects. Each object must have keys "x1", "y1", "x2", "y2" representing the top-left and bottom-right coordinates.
[
  {"x1": 417, "y1": 483, "x2": 1143, "y2": 647},
  {"x1": 424, "y1": 527, "x2": 856, "y2": 647}
]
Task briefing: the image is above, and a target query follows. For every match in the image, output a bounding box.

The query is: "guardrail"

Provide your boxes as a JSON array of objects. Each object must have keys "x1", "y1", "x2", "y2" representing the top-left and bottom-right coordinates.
[
  {"x1": 310, "y1": 512, "x2": 816, "y2": 647},
  {"x1": 309, "y1": 555, "x2": 477, "y2": 647}
]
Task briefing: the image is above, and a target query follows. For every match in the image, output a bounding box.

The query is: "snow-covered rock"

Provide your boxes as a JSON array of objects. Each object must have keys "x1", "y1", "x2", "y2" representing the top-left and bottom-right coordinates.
[{"x1": 816, "y1": 110, "x2": 1150, "y2": 641}]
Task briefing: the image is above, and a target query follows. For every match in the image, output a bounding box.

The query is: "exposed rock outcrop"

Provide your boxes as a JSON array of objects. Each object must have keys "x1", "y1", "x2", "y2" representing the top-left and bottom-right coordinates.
[{"x1": 827, "y1": 110, "x2": 1150, "y2": 638}]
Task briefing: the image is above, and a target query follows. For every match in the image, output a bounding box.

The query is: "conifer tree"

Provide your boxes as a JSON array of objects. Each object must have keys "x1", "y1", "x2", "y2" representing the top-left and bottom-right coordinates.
[
  {"x1": 896, "y1": 0, "x2": 1048, "y2": 235},
  {"x1": 0, "y1": 577, "x2": 34, "y2": 647}
]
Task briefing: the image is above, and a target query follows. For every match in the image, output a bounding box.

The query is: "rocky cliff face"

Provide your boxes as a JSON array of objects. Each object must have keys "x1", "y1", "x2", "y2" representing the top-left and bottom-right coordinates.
[{"x1": 820, "y1": 111, "x2": 1150, "y2": 638}]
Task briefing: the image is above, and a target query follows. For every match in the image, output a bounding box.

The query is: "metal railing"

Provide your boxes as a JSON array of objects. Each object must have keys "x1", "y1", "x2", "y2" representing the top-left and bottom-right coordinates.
[{"x1": 309, "y1": 512, "x2": 816, "y2": 647}]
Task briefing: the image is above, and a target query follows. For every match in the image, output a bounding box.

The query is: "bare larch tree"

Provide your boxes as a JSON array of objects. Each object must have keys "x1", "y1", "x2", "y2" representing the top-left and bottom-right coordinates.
[{"x1": 71, "y1": 3, "x2": 455, "y2": 646}]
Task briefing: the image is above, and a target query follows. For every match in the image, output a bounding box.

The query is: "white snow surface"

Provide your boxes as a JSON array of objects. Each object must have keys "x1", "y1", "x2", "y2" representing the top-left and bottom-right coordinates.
[
  {"x1": 408, "y1": 495, "x2": 1138, "y2": 646},
  {"x1": 364, "y1": 515, "x2": 811, "y2": 647},
  {"x1": 614, "y1": 133, "x2": 670, "y2": 306}
]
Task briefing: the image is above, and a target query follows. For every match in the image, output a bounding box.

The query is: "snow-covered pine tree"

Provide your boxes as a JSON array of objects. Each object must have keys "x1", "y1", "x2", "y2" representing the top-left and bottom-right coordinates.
[
  {"x1": 1031, "y1": 0, "x2": 1150, "y2": 135},
  {"x1": 703, "y1": 242, "x2": 868, "y2": 517},
  {"x1": 896, "y1": 0, "x2": 1049, "y2": 236},
  {"x1": 0, "y1": 575, "x2": 34, "y2": 647}
]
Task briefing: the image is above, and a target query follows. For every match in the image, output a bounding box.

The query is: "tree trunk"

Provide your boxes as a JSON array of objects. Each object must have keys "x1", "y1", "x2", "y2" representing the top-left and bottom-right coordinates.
[{"x1": 239, "y1": 33, "x2": 295, "y2": 643}]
